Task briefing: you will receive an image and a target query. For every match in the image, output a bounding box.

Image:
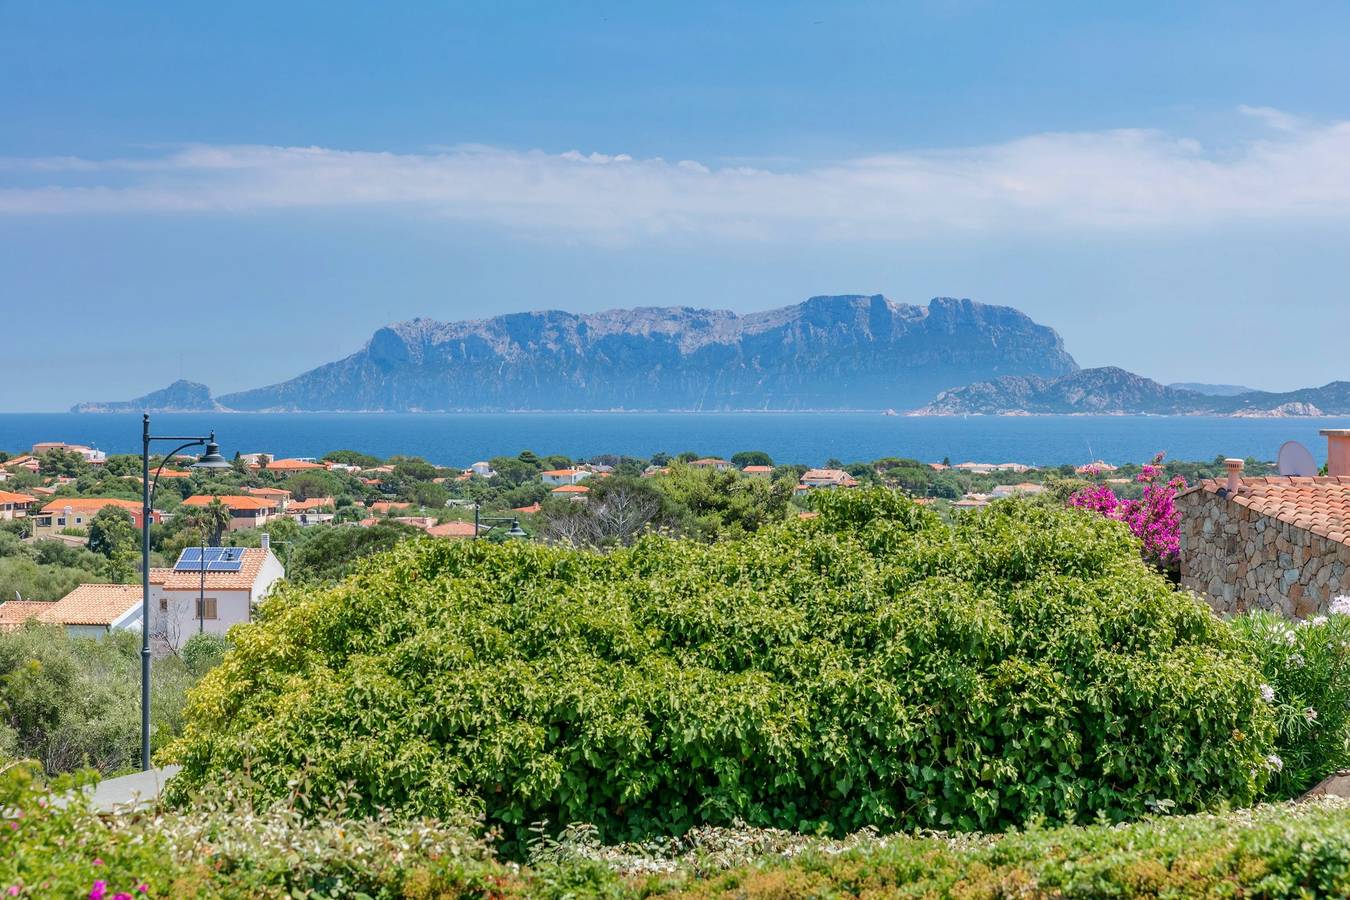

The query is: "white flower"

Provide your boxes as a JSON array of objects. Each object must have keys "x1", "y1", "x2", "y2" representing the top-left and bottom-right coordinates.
[
  {"x1": 1305, "y1": 706, "x2": 1319, "y2": 722},
  {"x1": 1331, "y1": 596, "x2": 1350, "y2": 616},
  {"x1": 1285, "y1": 630, "x2": 1298, "y2": 645},
  {"x1": 1266, "y1": 754, "x2": 1284, "y2": 773},
  {"x1": 1312, "y1": 615, "x2": 1329, "y2": 626},
  {"x1": 1260, "y1": 684, "x2": 1276, "y2": 703},
  {"x1": 1290, "y1": 653, "x2": 1306, "y2": 669}
]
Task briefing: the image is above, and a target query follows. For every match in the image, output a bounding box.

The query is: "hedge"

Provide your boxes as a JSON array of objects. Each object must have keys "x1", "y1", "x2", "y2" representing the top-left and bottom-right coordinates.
[
  {"x1": 164, "y1": 489, "x2": 1275, "y2": 852},
  {"x1": 8, "y1": 763, "x2": 1350, "y2": 898}
]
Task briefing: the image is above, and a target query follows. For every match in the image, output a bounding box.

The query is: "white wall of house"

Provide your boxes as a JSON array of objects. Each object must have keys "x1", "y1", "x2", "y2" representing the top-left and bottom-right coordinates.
[{"x1": 149, "y1": 551, "x2": 285, "y2": 649}]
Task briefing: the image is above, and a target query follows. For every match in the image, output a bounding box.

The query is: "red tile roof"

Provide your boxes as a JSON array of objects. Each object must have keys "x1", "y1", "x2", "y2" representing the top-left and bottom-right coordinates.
[
  {"x1": 159, "y1": 547, "x2": 275, "y2": 591},
  {"x1": 264, "y1": 458, "x2": 324, "y2": 471},
  {"x1": 183, "y1": 494, "x2": 276, "y2": 511},
  {"x1": 0, "y1": 490, "x2": 36, "y2": 505},
  {"x1": 742, "y1": 465, "x2": 774, "y2": 473},
  {"x1": 40, "y1": 497, "x2": 141, "y2": 515},
  {"x1": 551, "y1": 484, "x2": 590, "y2": 494},
  {"x1": 287, "y1": 497, "x2": 334, "y2": 512},
  {"x1": 0, "y1": 600, "x2": 56, "y2": 631},
  {"x1": 41, "y1": 584, "x2": 141, "y2": 626},
  {"x1": 426, "y1": 521, "x2": 479, "y2": 538},
  {"x1": 1184, "y1": 476, "x2": 1350, "y2": 546},
  {"x1": 512, "y1": 503, "x2": 542, "y2": 514}
]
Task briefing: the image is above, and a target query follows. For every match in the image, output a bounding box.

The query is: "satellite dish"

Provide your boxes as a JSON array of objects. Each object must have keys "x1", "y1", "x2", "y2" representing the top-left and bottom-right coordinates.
[{"x1": 1278, "y1": 440, "x2": 1318, "y2": 477}]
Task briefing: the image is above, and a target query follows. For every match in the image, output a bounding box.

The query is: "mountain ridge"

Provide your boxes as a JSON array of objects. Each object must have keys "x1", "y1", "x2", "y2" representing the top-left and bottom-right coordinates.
[
  {"x1": 207, "y1": 295, "x2": 1078, "y2": 412},
  {"x1": 70, "y1": 379, "x2": 220, "y2": 414},
  {"x1": 915, "y1": 368, "x2": 1350, "y2": 416}
]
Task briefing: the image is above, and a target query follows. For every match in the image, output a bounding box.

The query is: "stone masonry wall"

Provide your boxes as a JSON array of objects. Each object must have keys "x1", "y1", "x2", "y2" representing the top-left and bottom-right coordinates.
[{"x1": 1179, "y1": 490, "x2": 1350, "y2": 618}]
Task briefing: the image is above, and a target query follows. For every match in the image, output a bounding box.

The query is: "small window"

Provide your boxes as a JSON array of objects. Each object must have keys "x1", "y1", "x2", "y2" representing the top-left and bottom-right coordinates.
[
  {"x1": 195, "y1": 597, "x2": 218, "y2": 620},
  {"x1": 158, "y1": 598, "x2": 167, "y2": 612}
]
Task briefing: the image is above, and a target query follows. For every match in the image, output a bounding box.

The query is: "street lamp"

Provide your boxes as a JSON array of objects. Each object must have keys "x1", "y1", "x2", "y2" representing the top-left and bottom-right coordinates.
[
  {"x1": 473, "y1": 500, "x2": 528, "y2": 540},
  {"x1": 140, "y1": 413, "x2": 229, "y2": 771}
]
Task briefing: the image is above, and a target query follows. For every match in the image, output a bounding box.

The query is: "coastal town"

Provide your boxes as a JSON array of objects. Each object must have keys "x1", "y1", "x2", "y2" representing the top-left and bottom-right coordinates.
[{"x1": 1, "y1": 430, "x2": 1327, "y2": 646}]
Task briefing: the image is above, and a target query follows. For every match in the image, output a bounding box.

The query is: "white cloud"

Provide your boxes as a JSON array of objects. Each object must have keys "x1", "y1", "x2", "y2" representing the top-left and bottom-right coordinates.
[{"x1": 3, "y1": 108, "x2": 1350, "y2": 242}]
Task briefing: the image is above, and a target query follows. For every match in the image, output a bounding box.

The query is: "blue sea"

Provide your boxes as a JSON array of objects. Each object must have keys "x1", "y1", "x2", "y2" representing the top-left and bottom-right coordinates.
[{"x1": 1, "y1": 412, "x2": 1346, "y2": 468}]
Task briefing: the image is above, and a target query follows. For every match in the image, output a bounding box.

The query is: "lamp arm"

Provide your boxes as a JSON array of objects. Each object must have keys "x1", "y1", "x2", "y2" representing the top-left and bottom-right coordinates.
[{"x1": 147, "y1": 439, "x2": 206, "y2": 507}]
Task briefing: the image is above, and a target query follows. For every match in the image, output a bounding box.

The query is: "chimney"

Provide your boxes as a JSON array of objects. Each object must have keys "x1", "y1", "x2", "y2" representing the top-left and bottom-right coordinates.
[
  {"x1": 1224, "y1": 458, "x2": 1244, "y2": 492},
  {"x1": 260, "y1": 532, "x2": 270, "y2": 551},
  {"x1": 1322, "y1": 430, "x2": 1350, "y2": 478}
]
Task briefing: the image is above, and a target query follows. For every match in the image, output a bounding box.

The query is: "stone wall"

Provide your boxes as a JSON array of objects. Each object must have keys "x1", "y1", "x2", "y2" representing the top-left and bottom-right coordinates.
[{"x1": 1178, "y1": 489, "x2": 1350, "y2": 618}]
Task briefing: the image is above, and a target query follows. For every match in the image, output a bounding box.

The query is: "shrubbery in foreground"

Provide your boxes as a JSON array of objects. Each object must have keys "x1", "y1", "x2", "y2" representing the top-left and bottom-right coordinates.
[
  {"x1": 8, "y1": 761, "x2": 1350, "y2": 898},
  {"x1": 165, "y1": 489, "x2": 1274, "y2": 852}
]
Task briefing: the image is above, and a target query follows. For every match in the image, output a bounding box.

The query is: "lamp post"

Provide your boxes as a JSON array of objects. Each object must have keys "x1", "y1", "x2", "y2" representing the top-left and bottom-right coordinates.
[
  {"x1": 473, "y1": 501, "x2": 528, "y2": 540},
  {"x1": 140, "y1": 413, "x2": 230, "y2": 771}
]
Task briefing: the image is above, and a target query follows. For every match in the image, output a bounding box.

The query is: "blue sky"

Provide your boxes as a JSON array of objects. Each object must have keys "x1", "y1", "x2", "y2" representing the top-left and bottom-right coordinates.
[{"x1": 5, "y1": 1, "x2": 1350, "y2": 410}]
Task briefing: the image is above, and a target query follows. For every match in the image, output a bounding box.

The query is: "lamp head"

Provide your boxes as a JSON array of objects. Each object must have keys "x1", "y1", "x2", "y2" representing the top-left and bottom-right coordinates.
[{"x1": 191, "y1": 433, "x2": 231, "y2": 471}]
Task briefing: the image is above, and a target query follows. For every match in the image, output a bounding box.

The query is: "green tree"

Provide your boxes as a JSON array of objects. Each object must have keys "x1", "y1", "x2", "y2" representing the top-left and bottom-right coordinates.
[
  {"x1": 731, "y1": 451, "x2": 774, "y2": 469},
  {"x1": 177, "y1": 499, "x2": 232, "y2": 548},
  {"x1": 284, "y1": 470, "x2": 343, "y2": 501},
  {"x1": 86, "y1": 506, "x2": 138, "y2": 581},
  {"x1": 285, "y1": 522, "x2": 423, "y2": 583},
  {"x1": 323, "y1": 449, "x2": 384, "y2": 468}
]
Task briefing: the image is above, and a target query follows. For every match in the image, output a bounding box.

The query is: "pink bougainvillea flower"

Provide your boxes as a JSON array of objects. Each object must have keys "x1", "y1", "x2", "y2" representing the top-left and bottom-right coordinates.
[
  {"x1": 136, "y1": 885, "x2": 149, "y2": 895},
  {"x1": 89, "y1": 882, "x2": 107, "y2": 900},
  {"x1": 1071, "y1": 452, "x2": 1184, "y2": 573}
]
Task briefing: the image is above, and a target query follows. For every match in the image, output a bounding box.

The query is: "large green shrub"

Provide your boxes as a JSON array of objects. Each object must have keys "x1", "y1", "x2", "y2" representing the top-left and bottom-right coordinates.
[{"x1": 165, "y1": 490, "x2": 1273, "y2": 852}]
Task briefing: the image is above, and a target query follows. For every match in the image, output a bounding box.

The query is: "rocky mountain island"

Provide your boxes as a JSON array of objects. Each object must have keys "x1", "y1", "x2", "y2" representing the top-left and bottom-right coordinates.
[
  {"x1": 915, "y1": 368, "x2": 1350, "y2": 416},
  {"x1": 193, "y1": 295, "x2": 1079, "y2": 412}
]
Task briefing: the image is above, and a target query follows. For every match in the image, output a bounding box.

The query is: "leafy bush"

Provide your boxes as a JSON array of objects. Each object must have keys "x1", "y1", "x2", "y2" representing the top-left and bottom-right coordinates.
[
  {"x1": 553, "y1": 801, "x2": 1350, "y2": 898},
  {"x1": 1232, "y1": 609, "x2": 1350, "y2": 798},
  {"x1": 0, "y1": 627, "x2": 197, "y2": 775},
  {"x1": 181, "y1": 633, "x2": 228, "y2": 678},
  {"x1": 165, "y1": 489, "x2": 1274, "y2": 853},
  {"x1": 0, "y1": 762, "x2": 511, "y2": 899},
  {"x1": 10, "y1": 763, "x2": 1350, "y2": 898}
]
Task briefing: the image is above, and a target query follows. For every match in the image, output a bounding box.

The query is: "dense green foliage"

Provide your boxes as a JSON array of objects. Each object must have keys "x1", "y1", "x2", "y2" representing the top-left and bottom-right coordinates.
[
  {"x1": 0, "y1": 534, "x2": 108, "y2": 601},
  {"x1": 166, "y1": 490, "x2": 1273, "y2": 853},
  {"x1": 9, "y1": 762, "x2": 1350, "y2": 898},
  {"x1": 0, "y1": 627, "x2": 200, "y2": 775},
  {"x1": 1233, "y1": 610, "x2": 1350, "y2": 798}
]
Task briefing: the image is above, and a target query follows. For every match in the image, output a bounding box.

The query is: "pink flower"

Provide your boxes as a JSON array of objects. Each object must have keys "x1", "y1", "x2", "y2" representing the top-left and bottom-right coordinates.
[
  {"x1": 1071, "y1": 453, "x2": 1185, "y2": 572},
  {"x1": 136, "y1": 886, "x2": 149, "y2": 895},
  {"x1": 114, "y1": 893, "x2": 133, "y2": 900},
  {"x1": 89, "y1": 882, "x2": 107, "y2": 900},
  {"x1": 8, "y1": 886, "x2": 20, "y2": 897},
  {"x1": 92, "y1": 859, "x2": 103, "y2": 867}
]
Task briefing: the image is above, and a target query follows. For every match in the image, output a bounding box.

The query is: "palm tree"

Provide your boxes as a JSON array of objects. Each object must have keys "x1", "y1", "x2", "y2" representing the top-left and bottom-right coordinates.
[{"x1": 180, "y1": 497, "x2": 232, "y2": 547}]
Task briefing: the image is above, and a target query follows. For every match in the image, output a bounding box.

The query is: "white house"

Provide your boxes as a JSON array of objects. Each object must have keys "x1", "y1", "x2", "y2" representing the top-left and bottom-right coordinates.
[
  {"x1": 32, "y1": 544, "x2": 285, "y2": 648},
  {"x1": 149, "y1": 544, "x2": 285, "y2": 649},
  {"x1": 540, "y1": 468, "x2": 592, "y2": 487},
  {"x1": 467, "y1": 461, "x2": 496, "y2": 478},
  {"x1": 37, "y1": 584, "x2": 144, "y2": 639}
]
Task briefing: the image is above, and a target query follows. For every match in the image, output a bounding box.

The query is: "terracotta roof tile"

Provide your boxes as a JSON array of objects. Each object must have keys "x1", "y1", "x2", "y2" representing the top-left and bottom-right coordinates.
[
  {"x1": 158, "y1": 547, "x2": 274, "y2": 591},
  {"x1": 264, "y1": 458, "x2": 324, "y2": 471},
  {"x1": 183, "y1": 494, "x2": 277, "y2": 511},
  {"x1": 40, "y1": 497, "x2": 141, "y2": 515},
  {"x1": 0, "y1": 600, "x2": 56, "y2": 631},
  {"x1": 1193, "y1": 476, "x2": 1350, "y2": 546},
  {"x1": 0, "y1": 490, "x2": 36, "y2": 505},
  {"x1": 41, "y1": 584, "x2": 141, "y2": 626}
]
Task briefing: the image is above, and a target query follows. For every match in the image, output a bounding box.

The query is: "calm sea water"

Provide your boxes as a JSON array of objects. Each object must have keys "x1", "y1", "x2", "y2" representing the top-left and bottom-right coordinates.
[{"x1": 1, "y1": 412, "x2": 1346, "y2": 468}]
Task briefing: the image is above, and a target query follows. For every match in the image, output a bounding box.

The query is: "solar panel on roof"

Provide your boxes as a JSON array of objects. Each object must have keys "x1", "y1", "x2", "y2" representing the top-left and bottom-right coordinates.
[{"x1": 173, "y1": 547, "x2": 245, "y2": 572}]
